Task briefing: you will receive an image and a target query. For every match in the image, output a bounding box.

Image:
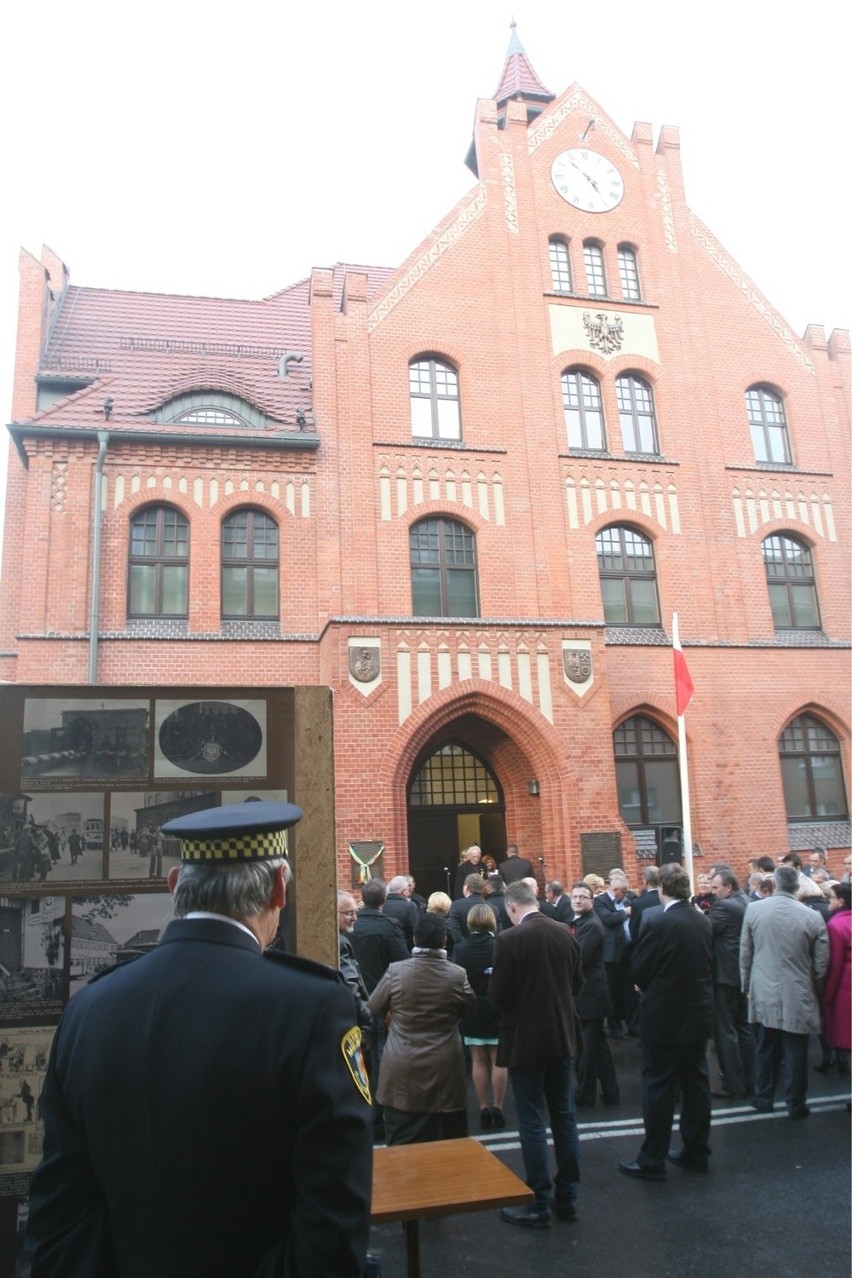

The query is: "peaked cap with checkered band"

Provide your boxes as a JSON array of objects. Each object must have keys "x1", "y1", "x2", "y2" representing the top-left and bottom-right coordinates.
[{"x1": 161, "y1": 800, "x2": 302, "y2": 862}]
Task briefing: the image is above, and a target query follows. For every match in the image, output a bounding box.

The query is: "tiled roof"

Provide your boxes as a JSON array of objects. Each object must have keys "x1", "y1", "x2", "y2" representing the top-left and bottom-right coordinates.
[
  {"x1": 70, "y1": 916, "x2": 117, "y2": 943},
  {"x1": 28, "y1": 263, "x2": 395, "y2": 432},
  {"x1": 493, "y1": 24, "x2": 554, "y2": 106}
]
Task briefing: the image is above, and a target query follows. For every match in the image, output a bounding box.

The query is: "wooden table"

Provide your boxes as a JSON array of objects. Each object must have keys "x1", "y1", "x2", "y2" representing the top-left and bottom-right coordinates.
[{"x1": 371, "y1": 1137, "x2": 532, "y2": 1278}]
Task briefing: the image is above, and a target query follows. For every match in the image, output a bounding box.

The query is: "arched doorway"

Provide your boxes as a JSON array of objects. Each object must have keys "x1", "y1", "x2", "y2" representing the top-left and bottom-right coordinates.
[{"x1": 407, "y1": 741, "x2": 506, "y2": 899}]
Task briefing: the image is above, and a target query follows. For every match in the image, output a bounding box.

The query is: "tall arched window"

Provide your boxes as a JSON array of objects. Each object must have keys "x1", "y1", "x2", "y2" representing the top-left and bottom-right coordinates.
[
  {"x1": 617, "y1": 245, "x2": 641, "y2": 300},
  {"x1": 562, "y1": 368, "x2": 605, "y2": 451},
  {"x1": 128, "y1": 505, "x2": 189, "y2": 618},
  {"x1": 583, "y1": 242, "x2": 607, "y2": 297},
  {"x1": 616, "y1": 373, "x2": 659, "y2": 454},
  {"x1": 410, "y1": 517, "x2": 478, "y2": 617},
  {"x1": 409, "y1": 357, "x2": 461, "y2": 440},
  {"x1": 762, "y1": 534, "x2": 820, "y2": 629},
  {"x1": 746, "y1": 385, "x2": 791, "y2": 464},
  {"x1": 596, "y1": 526, "x2": 661, "y2": 625},
  {"x1": 779, "y1": 714, "x2": 848, "y2": 821},
  {"x1": 221, "y1": 509, "x2": 279, "y2": 619},
  {"x1": 614, "y1": 715, "x2": 682, "y2": 826},
  {"x1": 549, "y1": 237, "x2": 572, "y2": 292}
]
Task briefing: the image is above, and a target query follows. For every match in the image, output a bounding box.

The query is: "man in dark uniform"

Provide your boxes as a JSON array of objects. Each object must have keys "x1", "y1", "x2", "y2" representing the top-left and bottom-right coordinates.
[
  {"x1": 26, "y1": 801, "x2": 372, "y2": 1277},
  {"x1": 497, "y1": 842, "x2": 532, "y2": 885}
]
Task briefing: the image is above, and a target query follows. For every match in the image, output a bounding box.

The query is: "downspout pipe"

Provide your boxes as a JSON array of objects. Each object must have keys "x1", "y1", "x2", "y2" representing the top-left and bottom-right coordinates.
[{"x1": 87, "y1": 431, "x2": 109, "y2": 684}]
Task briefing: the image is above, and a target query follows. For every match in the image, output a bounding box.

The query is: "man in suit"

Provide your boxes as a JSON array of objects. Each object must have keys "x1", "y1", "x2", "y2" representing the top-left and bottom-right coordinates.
[
  {"x1": 629, "y1": 865, "x2": 662, "y2": 943},
  {"x1": 447, "y1": 873, "x2": 487, "y2": 945},
  {"x1": 483, "y1": 873, "x2": 510, "y2": 931},
  {"x1": 740, "y1": 863, "x2": 829, "y2": 1119},
  {"x1": 26, "y1": 801, "x2": 372, "y2": 1277},
  {"x1": 708, "y1": 867, "x2": 753, "y2": 1098},
  {"x1": 542, "y1": 880, "x2": 573, "y2": 923},
  {"x1": 383, "y1": 874, "x2": 420, "y2": 949},
  {"x1": 490, "y1": 879, "x2": 584, "y2": 1228},
  {"x1": 594, "y1": 870, "x2": 635, "y2": 1037},
  {"x1": 570, "y1": 882, "x2": 619, "y2": 1107},
  {"x1": 619, "y1": 862, "x2": 713, "y2": 1181},
  {"x1": 498, "y1": 842, "x2": 532, "y2": 885},
  {"x1": 351, "y1": 878, "x2": 409, "y2": 1139}
]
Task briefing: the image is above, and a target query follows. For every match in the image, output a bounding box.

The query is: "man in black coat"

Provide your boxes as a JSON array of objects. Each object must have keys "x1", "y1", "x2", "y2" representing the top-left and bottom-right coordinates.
[
  {"x1": 490, "y1": 880, "x2": 584, "y2": 1228},
  {"x1": 569, "y1": 882, "x2": 619, "y2": 1107},
  {"x1": 351, "y1": 878, "x2": 409, "y2": 1139},
  {"x1": 447, "y1": 874, "x2": 487, "y2": 945},
  {"x1": 497, "y1": 842, "x2": 532, "y2": 885},
  {"x1": 542, "y1": 881, "x2": 573, "y2": 923},
  {"x1": 383, "y1": 875, "x2": 420, "y2": 950},
  {"x1": 26, "y1": 802, "x2": 372, "y2": 1278},
  {"x1": 708, "y1": 867, "x2": 754, "y2": 1098},
  {"x1": 619, "y1": 863, "x2": 713, "y2": 1181},
  {"x1": 483, "y1": 874, "x2": 510, "y2": 931},
  {"x1": 629, "y1": 865, "x2": 662, "y2": 943}
]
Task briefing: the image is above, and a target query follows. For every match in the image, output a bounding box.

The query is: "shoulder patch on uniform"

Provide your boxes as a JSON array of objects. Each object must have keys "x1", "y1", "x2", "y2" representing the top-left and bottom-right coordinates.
[
  {"x1": 87, "y1": 955, "x2": 143, "y2": 984},
  {"x1": 340, "y1": 1025, "x2": 372, "y2": 1105}
]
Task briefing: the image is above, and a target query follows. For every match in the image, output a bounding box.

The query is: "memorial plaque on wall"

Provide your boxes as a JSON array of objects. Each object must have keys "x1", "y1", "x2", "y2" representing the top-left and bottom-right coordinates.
[
  {"x1": 580, "y1": 831, "x2": 622, "y2": 879},
  {"x1": 0, "y1": 682, "x2": 336, "y2": 1262}
]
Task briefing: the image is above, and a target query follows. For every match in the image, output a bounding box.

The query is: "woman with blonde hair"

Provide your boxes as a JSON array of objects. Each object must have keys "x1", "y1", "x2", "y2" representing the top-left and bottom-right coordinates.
[
  {"x1": 583, "y1": 873, "x2": 605, "y2": 897},
  {"x1": 427, "y1": 891, "x2": 454, "y2": 955},
  {"x1": 454, "y1": 903, "x2": 507, "y2": 1128}
]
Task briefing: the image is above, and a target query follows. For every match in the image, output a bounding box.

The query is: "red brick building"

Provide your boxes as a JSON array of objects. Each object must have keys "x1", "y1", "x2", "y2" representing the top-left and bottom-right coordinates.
[{"x1": 2, "y1": 32, "x2": 849, "y2": 894}]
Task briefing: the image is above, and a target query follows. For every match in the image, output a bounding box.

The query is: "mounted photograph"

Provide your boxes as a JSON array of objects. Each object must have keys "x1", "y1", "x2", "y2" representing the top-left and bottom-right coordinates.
[
  {"x1": 107, "y1": 791, "x2": 217, "y2": 881},
  {"x1": 153, "y1": 699, "x2": 267, "y2": 780},
  {"x1": 0, "y1": 792, "x2": 106, "y2": 885},
  {"x1": 21, "y1": 700, "x2": 149, "y2": 783}
]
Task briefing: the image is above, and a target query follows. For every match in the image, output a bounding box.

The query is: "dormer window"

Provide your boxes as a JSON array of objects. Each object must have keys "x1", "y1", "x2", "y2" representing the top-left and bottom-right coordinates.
[{"x1": 156, "y1": 392, "x2": 267, "y2": 430}]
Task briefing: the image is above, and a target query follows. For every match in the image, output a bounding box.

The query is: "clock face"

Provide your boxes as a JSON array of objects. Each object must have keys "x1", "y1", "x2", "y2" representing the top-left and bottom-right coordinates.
[{"x1": 551, "y1": 148, "x2": 624, "y2": 213}]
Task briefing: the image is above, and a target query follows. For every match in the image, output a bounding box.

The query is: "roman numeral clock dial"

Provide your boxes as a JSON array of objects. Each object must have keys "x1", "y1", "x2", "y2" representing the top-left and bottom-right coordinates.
[{"x1": 551, "y1": 148, "x2": 624, "y2": 213}]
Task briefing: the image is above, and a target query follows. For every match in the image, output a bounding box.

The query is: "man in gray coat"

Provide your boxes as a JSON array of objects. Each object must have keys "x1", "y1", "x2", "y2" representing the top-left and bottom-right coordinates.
[{"x1": 740, "y1": 863, "x2": 829, "y2": 1119}]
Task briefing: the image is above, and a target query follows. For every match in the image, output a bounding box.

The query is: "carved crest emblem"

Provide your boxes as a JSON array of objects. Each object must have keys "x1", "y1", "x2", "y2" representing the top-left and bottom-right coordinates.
[
  {"x1": 563, "y1": 648, "x2": 592, "y2": 684},
  {"x1": 349, "y1": 646, "x2": 380, "y2": 683},
  {"x1": 583, "y1": 311, "x2": 624, "y2": 355}
]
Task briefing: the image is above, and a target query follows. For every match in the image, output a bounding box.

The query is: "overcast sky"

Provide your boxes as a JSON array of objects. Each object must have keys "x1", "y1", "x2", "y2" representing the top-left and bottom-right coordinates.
[{"x1": 0, "y1": 0, "x2": 847, "y2": 555}]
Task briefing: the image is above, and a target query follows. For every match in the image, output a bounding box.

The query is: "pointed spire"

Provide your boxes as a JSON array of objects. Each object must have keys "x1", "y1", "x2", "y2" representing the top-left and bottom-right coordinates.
[{"x1": 492, "y1": 20, "x2": 554, "y2": 108}]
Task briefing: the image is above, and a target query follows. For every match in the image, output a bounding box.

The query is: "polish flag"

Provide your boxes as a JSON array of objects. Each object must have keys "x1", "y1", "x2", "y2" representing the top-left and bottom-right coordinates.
[{"x1": 673, "y1": 627, "x2": 694, "y2": 717}]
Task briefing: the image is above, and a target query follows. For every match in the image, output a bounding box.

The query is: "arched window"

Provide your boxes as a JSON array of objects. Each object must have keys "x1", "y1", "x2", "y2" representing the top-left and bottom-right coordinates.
[
  {"x1": 409, "y1": 743, "x2": 500, "y2": 806},
  {"x1": 549, "y1": 237, "x2": 572, "y2": 292},
  {"x1": 762, "y1": 534, "x2": 820, "y2": 629},
  {"x1": 128, "y1": 505, "x2": 189, "y2": 618},
  {"x1": 746, "y1": 386, "x2": 791, "y2": 464},
  {"x1": 596, "y1": 526, "x2": 661, "y2": 625},
  {"x1": 409, "y1": 357, "x2": 461, "y2": 441},
  {"x1": 562, "y1": 368, "x2": 605, "y2": 451},
  {"x1": 616, "y1": 373, "x2": 659, "y2": 454},
  {"x1": 617, "y1": 245, "x2": 641, "y2": 300},
  {"x1": 221, "y1": 509, "x2": 279, "y2": 619},
  {"x1": 410, "y1": 517, "x2": 478, "y2": 617},
  {"x1": 779, "y1": 714, "x2": 848, "y2": 821},
  {"x1": 614, "y1": 715, "x2": 682, "y2": 826},
  {"x1": 583, "y1": 242, "x2": 607, "y2": 297}
]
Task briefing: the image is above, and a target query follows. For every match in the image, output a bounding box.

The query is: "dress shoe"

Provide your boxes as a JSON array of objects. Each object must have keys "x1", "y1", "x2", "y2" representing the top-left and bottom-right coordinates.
[
  {"x1": 500, "y1": 1205, "x2": 552, "y2": 1229},
  {"x1": 618, "y1": 1158, "x2": 666, "y2": 1182},
  {"x1": 490, "y1": 1106, "x2": 506, "y2": 1128},
  {"x1": 712, "y1": 1089, "x2": 745, "y2": 1100},
  {"x1": 667, "y1": 1149, "x2": 709, "y2": 1172},
  {"x1": 480, "y1": 1107, "x2": 493, "y2": 1129},
  {"x1": 751, "y1": 1100, "x2": 774, "y2": 1114},
  {"x1": 788, "y1": 1104, "x2": 810, "y2": 1120},
  {"x1": 553, "y1": 1202, "x2": 578, "y2": 1222},
  {"x1": 601, "y1": 1095, "x2": 621, "y2": 1106}
]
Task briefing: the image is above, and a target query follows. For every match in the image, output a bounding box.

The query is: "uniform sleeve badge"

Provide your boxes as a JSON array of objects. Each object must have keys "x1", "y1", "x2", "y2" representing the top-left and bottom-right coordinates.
[{"x1": 340, "y1": 1025, "x2": 372, "y2": 1105}]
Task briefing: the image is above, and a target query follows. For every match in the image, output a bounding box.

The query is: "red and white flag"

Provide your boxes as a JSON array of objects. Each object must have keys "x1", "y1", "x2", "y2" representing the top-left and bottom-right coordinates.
[{"x1": 673, "y1": 617, "x2": 694, "y2": 716}]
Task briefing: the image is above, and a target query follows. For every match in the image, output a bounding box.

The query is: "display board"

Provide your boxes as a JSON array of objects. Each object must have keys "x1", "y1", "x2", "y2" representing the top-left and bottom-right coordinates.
[{"x1": 0, "y1": 683, "x2": 335, "y2": 1273}]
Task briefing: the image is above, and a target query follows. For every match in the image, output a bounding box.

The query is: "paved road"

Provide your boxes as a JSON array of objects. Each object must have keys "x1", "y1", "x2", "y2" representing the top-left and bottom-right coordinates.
[{"x1": 368, "y1": 1036, "x2": 851, "y2": 1277}]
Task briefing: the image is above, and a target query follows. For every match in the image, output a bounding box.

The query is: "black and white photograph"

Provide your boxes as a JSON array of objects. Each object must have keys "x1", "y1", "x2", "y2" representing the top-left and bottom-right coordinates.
[
  {"x1": 21, "y1": 699, "x2": 149, "y2": 783},
  {"x1": 0, "y1": 898, "x2": 65, "y2": 1024},
  {"x1": 0, "y1": 793, "x2": 106, "y2": 886},
  {"x1": 0, "y1": 1027, "x2": 55, "y2": 1179},
  {"x1": 154, "y1": 699, "x2": 267, "y2": 780},
  {"x1": 107, "y1": 791, "x2": 217, "y2": 882},
  {"x1": 69, "y1": 893, "x2": 173, "y2": 998}
]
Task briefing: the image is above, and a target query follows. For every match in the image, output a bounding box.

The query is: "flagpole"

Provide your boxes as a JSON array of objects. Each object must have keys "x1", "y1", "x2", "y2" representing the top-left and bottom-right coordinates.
[{"x1": 672, "y1": 612, "x2": 694, "y2": 891}]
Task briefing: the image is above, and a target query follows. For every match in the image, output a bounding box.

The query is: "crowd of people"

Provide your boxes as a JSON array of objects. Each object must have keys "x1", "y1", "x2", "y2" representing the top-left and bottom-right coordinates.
[
  {"x1": 339, "y1": 842, "x2": 850, "y2": 1227},
  {"x1": 23, "y1": 811, "x2": 850, "y2": 1273}
]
